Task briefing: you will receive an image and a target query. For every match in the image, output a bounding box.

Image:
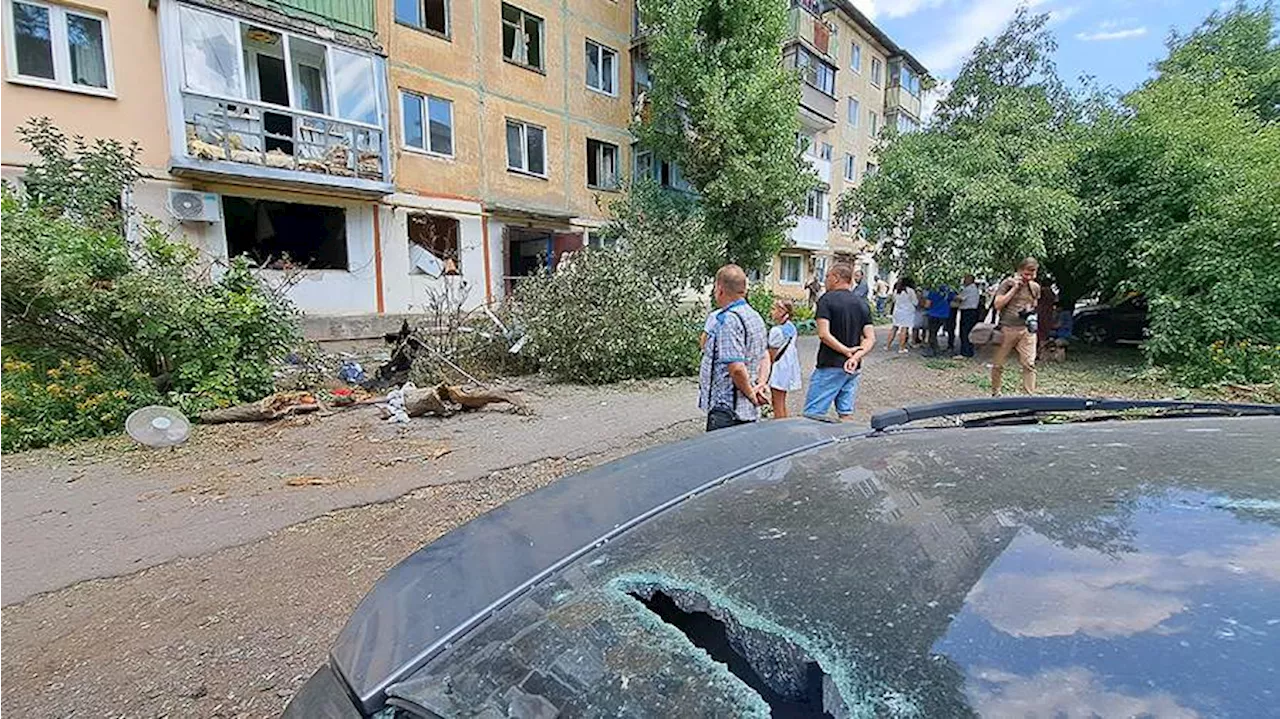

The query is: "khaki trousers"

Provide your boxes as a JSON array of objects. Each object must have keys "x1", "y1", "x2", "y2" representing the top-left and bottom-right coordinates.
[{"x1": 991, "y1": 325, "x2": 1037, "y2": 395}]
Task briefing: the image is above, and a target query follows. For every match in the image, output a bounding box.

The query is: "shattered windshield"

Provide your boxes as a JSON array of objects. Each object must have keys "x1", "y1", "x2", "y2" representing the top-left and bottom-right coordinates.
[{"x1": 386, "y1": 420, "x2": 1280, "y2": 718}]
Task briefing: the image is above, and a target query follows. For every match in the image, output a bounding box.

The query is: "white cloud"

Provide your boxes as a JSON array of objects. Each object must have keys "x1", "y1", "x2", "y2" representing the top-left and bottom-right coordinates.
[
  {"x1": 850, "y1": 0, "x2": 878, "y2": 18},
  {"x1": 1076, "y1": 26, "x2": 1148, "y2": 41},
  {"x1": 916, "y1": 0, "x2": 1045, "y2": 74},
  {"x1": 967, "y1": 666, "x2": 1201, "y2": 718},
  {"x1": 921, "y1": 79, "x2": 949, "y2": 122},
  {"x1": 850, "y1": 0, "x2": 948, "y2": 20},
  {"x1": 1047, "y1": 5, "x2": 1079, "y2": 24}
]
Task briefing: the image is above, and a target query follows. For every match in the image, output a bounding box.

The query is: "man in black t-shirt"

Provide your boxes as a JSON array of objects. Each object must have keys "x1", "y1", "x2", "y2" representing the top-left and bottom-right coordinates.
[{"x1": 803, "y1": 263, "x2": 875, "y2": 419}]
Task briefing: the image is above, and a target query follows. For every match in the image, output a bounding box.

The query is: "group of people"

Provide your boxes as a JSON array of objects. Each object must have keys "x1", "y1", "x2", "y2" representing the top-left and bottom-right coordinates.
[
  {"x1": 698, "y1": 258, "x2": 1046, "y2": 432},
  {"x1": 698, "y1": 262, "x2": 874, "y2": 432}
]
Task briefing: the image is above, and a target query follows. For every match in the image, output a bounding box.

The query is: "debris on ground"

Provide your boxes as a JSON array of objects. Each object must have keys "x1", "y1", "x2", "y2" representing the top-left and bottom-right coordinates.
[
  {"x1": 337, "y1": 360, "x2": 367, "y2": 384},
  {"x1": 376, "y1": 382, "x2": 530, "y2": 422},
  {"x1": 284, "y1": 476, "x2": 339, "y2": 487},
  {"x1": 199, "y1": 392, "x2": 321, "y2": 424}
]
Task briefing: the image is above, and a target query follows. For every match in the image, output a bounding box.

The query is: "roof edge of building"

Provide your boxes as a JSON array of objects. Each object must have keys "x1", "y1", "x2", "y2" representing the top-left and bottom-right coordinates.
[{"x1": 825, "y1": 0, "x2": 931, "y2": 80}]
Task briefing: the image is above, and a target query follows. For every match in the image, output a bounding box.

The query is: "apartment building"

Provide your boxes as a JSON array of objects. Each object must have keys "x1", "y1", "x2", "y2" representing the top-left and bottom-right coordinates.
[{"x1": 771, "y1": 0, "x2": 928, "y2": 302}]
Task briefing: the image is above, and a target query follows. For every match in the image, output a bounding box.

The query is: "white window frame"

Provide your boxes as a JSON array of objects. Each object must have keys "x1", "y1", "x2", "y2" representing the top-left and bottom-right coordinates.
[
  {"x1": 506, "y1": 118, "x2": 547, "y2": 177},
  {"x1": 400, "y1": 90, "x2": 453, "y2": 157},
  {"x1": 4, "y1": 0, "x2": 114, "y2": 97},
  {"x1": 779, "y1": 254, "x2": 804, "y2": 285},
  {"x1": 847, "y1": 97, "x2": 859, "y2": 127},
  {"x1": 586, "y1": 138, "x2": 619, "y2": 190},
  {"x1": 803, "y1": 188, "x2": 827, "y2": 220},
  {"x1": 850, "y1": 41, "x2": 861, "y2": 73},
  {"x1": 870, "y1": 57, "x2": 883, "y2": 87},
  {"x1": 584, "y1": 39, "x2": 618, "y2": 97},
  {"x1": 844, "y1": 154, "x2": 856, "y2": 182},
  {"x1": 174, "y1": 5, "x2": 383, "y2": 130},
  {"x1": 501, "y1": 3, "x2": 544, "y2": 72},
  {"x1": 868, "y1": 110, "x2": 878, "y2": 136}
]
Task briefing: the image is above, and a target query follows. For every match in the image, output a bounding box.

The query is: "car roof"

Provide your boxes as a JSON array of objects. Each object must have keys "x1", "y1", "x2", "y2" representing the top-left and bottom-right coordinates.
[{"x1": 334, "y1": 415, "x2": 1280, "y2": 716}]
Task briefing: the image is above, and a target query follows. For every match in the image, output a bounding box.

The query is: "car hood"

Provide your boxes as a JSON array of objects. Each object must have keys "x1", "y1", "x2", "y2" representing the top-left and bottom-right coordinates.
[{"x1": 339, "y1": 417, "x2": 1280, "y2": 717}]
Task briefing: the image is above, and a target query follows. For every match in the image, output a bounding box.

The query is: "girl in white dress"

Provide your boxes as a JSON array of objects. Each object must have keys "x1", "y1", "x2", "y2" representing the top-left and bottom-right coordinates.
[
  {"x1": 889, "y1": 279, "x2": 918, "y2": 353},
  {"x1": 768, "y1": 300, "x2": 802, "y2": 418}
]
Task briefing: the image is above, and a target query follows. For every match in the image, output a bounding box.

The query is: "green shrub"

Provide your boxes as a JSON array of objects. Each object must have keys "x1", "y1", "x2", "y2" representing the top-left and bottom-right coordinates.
[
  {"x1": 515, "y1": 248, "x2": 701, "y2": 384},
  {"x1": 1, "y1": 119, "x2": 301, "y2": 449},
  {"x1": 791, "y1": 304, "x2": 816, "y2": 322},
  {"x1": 747, "y1": 284, "x2": 776, "y2": 321},
  {"x1": 1, "y1": 355, "x2": 159, "y2": 452}
]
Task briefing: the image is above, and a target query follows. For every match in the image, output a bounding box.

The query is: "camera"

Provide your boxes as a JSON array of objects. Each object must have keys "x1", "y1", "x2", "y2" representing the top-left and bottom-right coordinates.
[{"x1": 1018, "y1": 308, "x2": 1039, "y2": 333}]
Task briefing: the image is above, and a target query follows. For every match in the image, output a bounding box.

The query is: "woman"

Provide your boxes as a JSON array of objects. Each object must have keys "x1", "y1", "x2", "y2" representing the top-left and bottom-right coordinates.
[
  {"x1": 888, "y1": 278, "x2": 918, "y2": 353},
  {"x1": 767, "y1": 299, "x2": 802, "y2": 418}
]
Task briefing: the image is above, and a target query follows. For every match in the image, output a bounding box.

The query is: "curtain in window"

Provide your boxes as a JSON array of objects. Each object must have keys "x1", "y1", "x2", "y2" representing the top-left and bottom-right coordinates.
[
  {"x1": 66, "y1": 14, "x2": 107, "y2": 87},
  {"x1": 180, "y1": 6, "x2": 243, "y2": 97}
]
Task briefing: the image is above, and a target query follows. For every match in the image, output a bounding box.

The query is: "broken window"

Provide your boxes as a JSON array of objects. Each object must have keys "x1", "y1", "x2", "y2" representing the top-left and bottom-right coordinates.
[
  {"x1": 585, "y1": 39, "x2": 616, "y2": 95},
  {"x1": 586, "y1": 139, "x2": 618, "y2": 189},
  {"x1": 407, "y1": 213, "x2": 460, "y2": 276},
  {"x1": 395, "y1": 0, "x2": 448, "y2": 35},
  {"x1": 222, "y1": 196, "x2": 348, "y2": 270},
  {"x1": 506, "y1": 119, "x2": 546, "y2": 176},
  {"x1": 501, "y1": 3, "x2": 543, "y2": 71}
]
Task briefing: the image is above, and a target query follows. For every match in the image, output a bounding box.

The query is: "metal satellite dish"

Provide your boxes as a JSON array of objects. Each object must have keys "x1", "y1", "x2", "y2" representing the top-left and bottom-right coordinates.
[{"x1": 125, "y1": 406, "x2": 192, "y2": 448}]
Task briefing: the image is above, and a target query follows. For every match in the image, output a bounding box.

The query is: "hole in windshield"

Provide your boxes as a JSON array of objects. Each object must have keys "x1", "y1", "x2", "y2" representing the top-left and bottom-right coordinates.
[{"x1": 628, "y1": 588, "x2": 835, "y2": 718}]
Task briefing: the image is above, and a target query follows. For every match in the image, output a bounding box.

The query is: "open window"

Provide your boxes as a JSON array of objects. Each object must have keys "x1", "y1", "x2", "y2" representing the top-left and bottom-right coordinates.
[
  {"x1": 395, "y1": 0, "x2": 448, "y2": 36},
  {"x1": 586, "y1": 139, "x2": 619, "y2": 190},
  {"x1": 501, "y1": 3, "x2": 543, "y2": 71},
  {"x1": 407, "y1": 213, "x2": 461, "y2": 276},
  {"x1": 222, "y1": 196, "x2": 348, "y2": 269}
]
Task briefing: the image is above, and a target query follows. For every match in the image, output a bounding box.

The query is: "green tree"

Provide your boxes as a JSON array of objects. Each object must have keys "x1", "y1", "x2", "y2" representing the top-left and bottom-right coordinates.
[
  {"x1": 838, "y1": 9, "x2": 1082, "y2": 288},
  {"x1": 635, "y1": 0, "x2": 816, "y2": 271}
]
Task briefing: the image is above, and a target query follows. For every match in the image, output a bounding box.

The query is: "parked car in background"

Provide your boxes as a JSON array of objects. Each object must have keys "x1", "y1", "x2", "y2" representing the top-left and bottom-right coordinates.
[
  {"x1": 285, "y1": 398, "x2": 1280, "y2": 719},
  {"x1": 1073, "y1": 293, "x2": 1148, "y2": 345}
]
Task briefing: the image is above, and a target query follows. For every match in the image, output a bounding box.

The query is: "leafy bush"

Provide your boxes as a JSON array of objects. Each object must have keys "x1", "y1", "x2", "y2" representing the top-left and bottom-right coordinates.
[
  {"x1": 747, "y1": 284, "x2": 776, "y2": 321},
  {"x1": 515, "y1": 248, "x2": 701, "y2": 384},
  {"x1": 791, "y1": 304, "x2": 816, "y2": 322},
  {"x1": 1, "y1": 356, "x2": 158, "y2": 452},
  {"x1": 1, "y1": 119, "x2": 301, "y2": 449}
]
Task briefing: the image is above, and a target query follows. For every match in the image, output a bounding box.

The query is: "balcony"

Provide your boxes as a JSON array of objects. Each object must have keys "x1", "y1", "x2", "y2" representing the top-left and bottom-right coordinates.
[
  {"x1": 786, "y1": 5, "x2": 836, "y2": 59},
  {"x1": 177, "y1": 92, "x2": 389, "y2": 195},
  {"x1": 798, "y1": 84, "x2": 838, "y2": 127},
  {"x1": 788, "y1": 216, "x2": 829, "y2": 251},
  {"x1": 163, "y1": 2, "x2": 391, "y2": 196},
  {"x1": 885, "y1": 85, "x2": 923, "y2": 122},
  {"x1": 804, "y1": 152, "x2": 831, "y2": 184},
  {"x1": 250, "y1": 0, "x2": 375, "y2": 37}
]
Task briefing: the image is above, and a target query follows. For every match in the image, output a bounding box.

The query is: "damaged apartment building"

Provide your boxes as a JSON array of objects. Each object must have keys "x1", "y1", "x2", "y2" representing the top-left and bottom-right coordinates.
[
  {"x1": 2, "y1": 0, "x2": 642, "y2": 337},
  {"x1": 1, "y1": 0, "x2": 922, "y2": 336}
]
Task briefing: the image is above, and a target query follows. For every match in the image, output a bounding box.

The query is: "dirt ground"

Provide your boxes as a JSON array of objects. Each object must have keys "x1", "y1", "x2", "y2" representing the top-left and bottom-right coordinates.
[{"x1": 0, "y1": 337, "x2": 1197, "y2": 717}]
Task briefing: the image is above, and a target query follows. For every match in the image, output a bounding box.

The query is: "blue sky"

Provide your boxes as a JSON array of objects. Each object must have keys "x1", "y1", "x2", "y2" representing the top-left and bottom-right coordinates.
[{"x1": 852, "y1": 0, "x2": 1227, "y2": 114}]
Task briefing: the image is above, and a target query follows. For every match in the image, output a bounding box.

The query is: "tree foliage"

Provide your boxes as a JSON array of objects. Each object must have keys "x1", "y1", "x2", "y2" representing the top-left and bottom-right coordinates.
[
  {"x1": 1, "y1": 119, "x2": 302, "y2": 449},
  {"x1": 635, "y1": 0, "x2": 816, "y2": 271},
  {"x1": 839, "y1": 6, "x2": 1280, "y2": 384}
]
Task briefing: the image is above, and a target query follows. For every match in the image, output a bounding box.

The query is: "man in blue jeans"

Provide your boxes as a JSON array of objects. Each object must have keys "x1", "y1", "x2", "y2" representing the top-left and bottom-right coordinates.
[{"x1": 804, "y1": 263, "x2": 876, "y2": 420}]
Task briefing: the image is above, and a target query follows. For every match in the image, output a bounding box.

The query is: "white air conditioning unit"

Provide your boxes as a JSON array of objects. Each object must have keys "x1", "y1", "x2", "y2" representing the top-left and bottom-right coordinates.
[{"x1": 167, "y1": 189, "x2": 222, "y2": 223}]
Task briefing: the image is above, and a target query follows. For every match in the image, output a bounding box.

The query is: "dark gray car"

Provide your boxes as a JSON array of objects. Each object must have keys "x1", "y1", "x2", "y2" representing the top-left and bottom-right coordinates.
[{"x1": 286, "y1": 398, "x2": 1280, "y2": 718}]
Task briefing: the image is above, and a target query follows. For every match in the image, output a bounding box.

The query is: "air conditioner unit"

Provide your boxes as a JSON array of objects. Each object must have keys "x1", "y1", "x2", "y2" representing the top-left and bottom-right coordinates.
[{"x1": 167, "y1": 189, "x2": 222, "y2": 223}]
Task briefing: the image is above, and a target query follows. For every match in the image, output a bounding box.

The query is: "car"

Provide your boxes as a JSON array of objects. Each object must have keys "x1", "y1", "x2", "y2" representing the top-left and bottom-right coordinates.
[
  {"x1": 1073, "y1": 294, "x2": 1148, "y2": 345},
  {"x1": 285, "y1": 397, "x2": 1280, "y2": 719}
]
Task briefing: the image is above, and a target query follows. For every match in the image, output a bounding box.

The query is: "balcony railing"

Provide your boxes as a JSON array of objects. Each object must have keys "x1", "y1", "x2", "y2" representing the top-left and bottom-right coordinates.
[
  {"x1": 181, "y1": 90, "x2": 388, "y2": 185},
  {"x1": 885, "y1": 84, "x2": 923, "y2": 121},
  {"x1": 787, "y1": 6, "x2": 835, "y2": 58}
]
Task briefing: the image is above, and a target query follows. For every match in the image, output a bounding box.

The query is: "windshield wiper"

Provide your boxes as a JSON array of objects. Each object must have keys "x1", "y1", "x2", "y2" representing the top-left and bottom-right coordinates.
[{"x1": 870, "y1": 397, "x2": 1280, "y2": 432}]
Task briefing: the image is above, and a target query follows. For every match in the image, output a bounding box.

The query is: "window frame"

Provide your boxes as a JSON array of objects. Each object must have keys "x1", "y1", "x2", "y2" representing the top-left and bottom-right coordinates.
[
  {"x1": 779, "y1": 254, "x2": 804, "y2": 285},
  {"x1": 803, "y1": 187, "x2": 827, "y2": 221},
  {"x1": 501, "y1": 3, "x2": 545, "y2": 73},
  {"x1": 175, "y1": 5, "x2": 384, "y2": 130},
  {"x1": 850, "y1": 41, "x2": 861, "y2": 73},
  {"x1": 844, "y1": 153, "x2": 856, "y2": 182},
  {"x1": 870, "y1": 57, "x2": 883, "y2": 87},
  {"x1": 847, "y1": 97, "x2": 859, "y2": 127},
  {"x1": 868, "y1": 110, "x2": 878, "y2": 136},
  {"x1": 506, "y1": 118, "x2": 547, "y2": 178},
  {"x1": 586, "y1": 137, "x2": 620, "y2": 190},
  {"x1": 399, "y1": 89, "x2": 454, "y2": 158},
  {"x1": 4, "y1": 0, "x2": 115, "y2": 97},
  {"x1": 584, "y1": 38, "x2": 618, "y2": 97},
  {"x1": 395, "y1": 0, "x2": 450, "y2": 39}
]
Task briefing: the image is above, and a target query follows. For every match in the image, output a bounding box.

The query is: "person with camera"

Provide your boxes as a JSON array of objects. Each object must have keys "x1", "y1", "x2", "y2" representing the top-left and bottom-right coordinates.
[{"x1": 990, "y1": 257, "x2": 1042, "y2": 395}]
